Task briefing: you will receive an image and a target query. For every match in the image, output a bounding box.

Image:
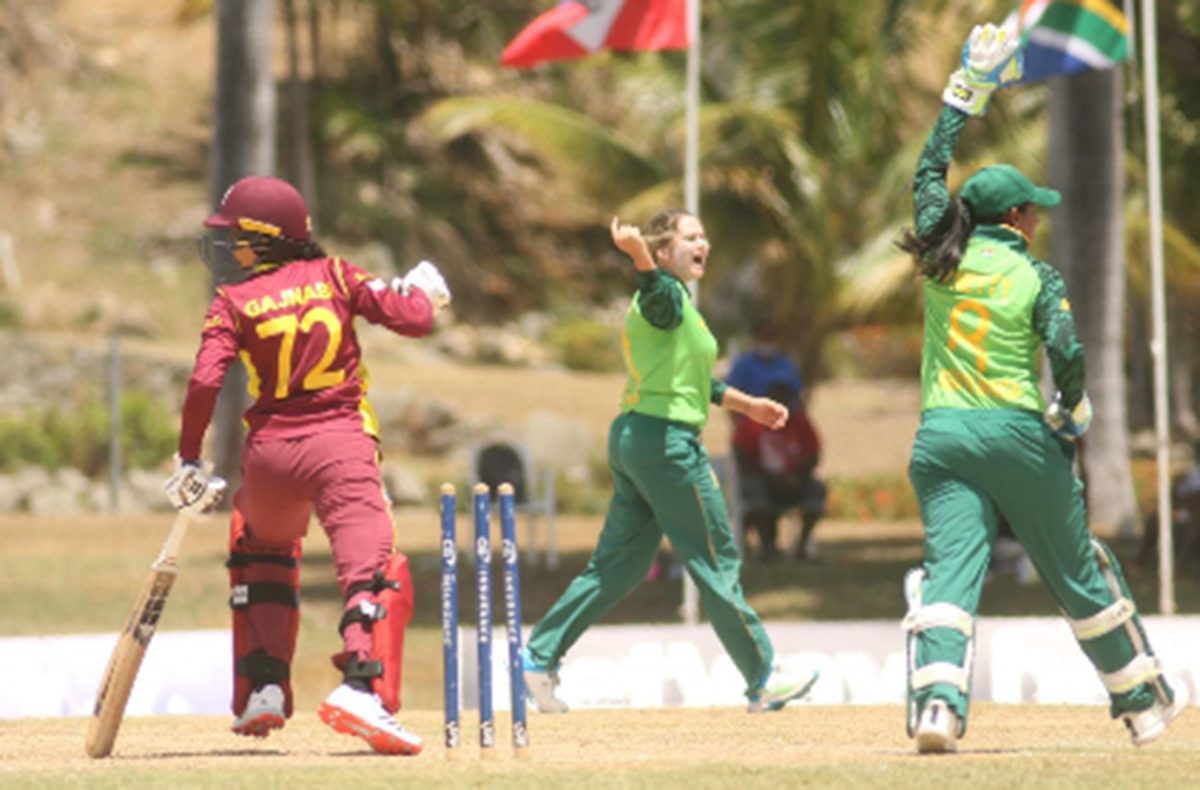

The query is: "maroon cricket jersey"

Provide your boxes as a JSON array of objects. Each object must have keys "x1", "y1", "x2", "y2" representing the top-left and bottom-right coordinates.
[{"x1": 178, "y1": 257, "x2": 433, "y2": 460}]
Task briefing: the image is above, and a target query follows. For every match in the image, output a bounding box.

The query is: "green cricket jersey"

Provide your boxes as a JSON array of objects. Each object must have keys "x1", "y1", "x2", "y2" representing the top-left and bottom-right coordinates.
[
  {"x1": 914, "y1": 107, "x2": 1086, "y2": 412},
  {"x1": 904, "y1": 109, "x2": 1168, "y2": 729},
  {"x1": 620, "y1": 269, "x2": 726, "y2": 428}
]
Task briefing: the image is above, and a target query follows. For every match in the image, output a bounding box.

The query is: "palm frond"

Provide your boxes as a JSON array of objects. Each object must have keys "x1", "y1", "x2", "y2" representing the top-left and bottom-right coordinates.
[
  {"x1": 415, "y1": 95, "x2": 663, "y2": 206},
  {"x1": 1126, "y1": 197, "x2": 1200, "y2": 301},
  {"x1": 834, "y1": 221, "x2": 919, "y2": 320}
]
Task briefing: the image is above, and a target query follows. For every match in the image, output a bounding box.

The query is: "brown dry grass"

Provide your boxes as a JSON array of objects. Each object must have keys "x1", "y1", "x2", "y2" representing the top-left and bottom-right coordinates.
[{"x1": 2, "y1": 705, "x2": 1198, "y2": 788}]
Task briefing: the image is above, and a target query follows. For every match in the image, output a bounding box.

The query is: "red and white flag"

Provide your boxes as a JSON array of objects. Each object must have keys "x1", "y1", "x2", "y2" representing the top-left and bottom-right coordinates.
[{"x1": 501, "y1": 0, "x2": 689, "y2": 69}]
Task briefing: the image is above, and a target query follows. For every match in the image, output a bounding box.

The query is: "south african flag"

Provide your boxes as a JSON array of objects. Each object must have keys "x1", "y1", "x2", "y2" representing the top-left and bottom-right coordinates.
[{"x1": 1012, "y1": 0, "x2": 1131, "y2": 81}]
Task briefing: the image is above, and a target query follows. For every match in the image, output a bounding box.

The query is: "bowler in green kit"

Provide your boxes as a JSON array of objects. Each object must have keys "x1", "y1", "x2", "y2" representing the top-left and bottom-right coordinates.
[
  {"x1": 521, "y1": 209, "x2": 818, "y2": 714},
  {"x1": 898, "y1": 22, "x2": 1186, "y2": 754}
]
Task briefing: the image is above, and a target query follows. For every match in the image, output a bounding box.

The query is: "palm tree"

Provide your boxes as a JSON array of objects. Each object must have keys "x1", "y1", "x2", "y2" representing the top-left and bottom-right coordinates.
[
  {"x1": 208, "y1": 0, "x2": 276, "y2": 494},
  {"x1": 1048, "y1": 68, "x2": 1136, "y2": 536},
  {"x1": 414, "y1": 1, "x2": 963, "y2": 377},
  {"x1": 282, "y1": 0, "x2": 318, "y2": 219}
]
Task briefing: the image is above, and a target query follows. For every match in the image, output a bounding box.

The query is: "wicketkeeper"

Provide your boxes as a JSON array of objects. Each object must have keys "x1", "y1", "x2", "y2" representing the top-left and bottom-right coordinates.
[
  {"x1": 165, "y1": 175, "x2": 451, "y2": 755},
  {"x1": 896, "y1": 22, "x2": 1187, "y2": 753}
]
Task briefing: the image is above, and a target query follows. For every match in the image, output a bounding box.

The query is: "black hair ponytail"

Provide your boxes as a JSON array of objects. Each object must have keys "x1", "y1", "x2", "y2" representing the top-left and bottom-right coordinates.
[{"x1": 896, "y1": 197, "x2": 975, "y2": 283}]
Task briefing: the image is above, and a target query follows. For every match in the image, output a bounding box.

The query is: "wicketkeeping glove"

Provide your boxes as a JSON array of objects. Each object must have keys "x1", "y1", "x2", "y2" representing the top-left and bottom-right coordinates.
[
  {"x1": 163, "y1": 456, "x2": 227, "y2": 514},
  {"x1": 943, "y1": 23, "x2": 1023, "y2": 116},
  {"x1": 393, "y1": 259, "x2": 451, "y2": 311},
  {"x1": 1045, "y1": 391, "x2": 1093, "y2": 439}
]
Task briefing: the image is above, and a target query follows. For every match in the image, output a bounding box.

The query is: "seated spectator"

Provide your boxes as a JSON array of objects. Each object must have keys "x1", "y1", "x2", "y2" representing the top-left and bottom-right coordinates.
[
  {"x1": 727, "y1": 321, "x2": 804, "y2": 404},
  {"x1": 732, "y1": 380, "x2": 827, "y2": 561}
]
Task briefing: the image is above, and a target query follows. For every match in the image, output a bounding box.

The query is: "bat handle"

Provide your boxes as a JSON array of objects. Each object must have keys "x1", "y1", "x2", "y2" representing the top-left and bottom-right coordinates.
[{"x1": 155, "y1": 511, "x2": 195, "y2": 567}]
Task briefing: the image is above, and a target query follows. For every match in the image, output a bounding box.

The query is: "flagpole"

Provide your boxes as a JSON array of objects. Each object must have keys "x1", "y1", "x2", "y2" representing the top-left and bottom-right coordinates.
[
  {"x1": 1139, "y1": 0, "x2": 1175, "y2": 614},
  {"x1": 684, "y1": 0, "x2": 699, "y2": 220},
  {"x1": 681, "y1": 0, "x2": 702, "y2": 627},
  {"x1": 683, "y1": 0, "x2": 701, "y2": 305}
]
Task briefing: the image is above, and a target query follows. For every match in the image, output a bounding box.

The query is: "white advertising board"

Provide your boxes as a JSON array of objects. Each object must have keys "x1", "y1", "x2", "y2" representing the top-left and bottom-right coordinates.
[{"x1": 3, "y1": 617, "x2": 1196, "y2": 718}]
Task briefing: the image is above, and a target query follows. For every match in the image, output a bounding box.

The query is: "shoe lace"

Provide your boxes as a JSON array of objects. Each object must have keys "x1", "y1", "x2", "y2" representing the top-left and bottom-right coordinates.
[{"x1": 365, "y1": 693, "x2": 410, "y2": 734}]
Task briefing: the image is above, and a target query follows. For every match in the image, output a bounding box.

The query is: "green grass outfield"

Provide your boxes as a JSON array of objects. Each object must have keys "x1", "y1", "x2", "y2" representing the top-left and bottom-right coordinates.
[
  {"x1": 2, "y1": 510, "x2": 1197, "y2": 712},
  {"x1": 3, "y1": 706, "x2": 1199, "y2": 788}
]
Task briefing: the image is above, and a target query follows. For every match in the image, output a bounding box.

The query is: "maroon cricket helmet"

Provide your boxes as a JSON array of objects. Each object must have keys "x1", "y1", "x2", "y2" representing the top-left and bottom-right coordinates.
[{"x1": 205, "y1": 175, "x2": 312, "y2": 241}]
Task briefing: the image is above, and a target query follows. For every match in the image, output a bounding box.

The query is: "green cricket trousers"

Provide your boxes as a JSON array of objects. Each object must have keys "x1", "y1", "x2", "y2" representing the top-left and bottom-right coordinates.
[
  {"x1": 907, "y1": 409, "x2": 1163, "y2": 723},
  {"x1": 526, "y1": 410, "x2": 775, "y2": 696}
]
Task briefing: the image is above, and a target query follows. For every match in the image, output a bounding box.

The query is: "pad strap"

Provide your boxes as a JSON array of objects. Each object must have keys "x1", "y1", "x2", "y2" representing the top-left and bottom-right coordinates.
[
  {"x1": 226, "y1": 552, "x2": 298, "y2": 569},
  {"x1": 338, "y1": 598, "x2": 387, "y2": 636},
  {"x1": 1091, "y1": 538, "x2": 1115, "y2": 569},
  {"x1": 911, "y1": 662, "x2": 969, "y2": 693},
  {"x1": 1069, "y1": 597, "x2": 1135, "y2": 641},
  {"x1": 236, "y1": 650, "x2": 290, "y2": 685},
  {"x1": 343, "y1": 653, "x2": 384, "y2": 682},
  {"x1": 902, "y1": 602, "x2": 974, "y2": 638},
  {"x1": 345, "y1": 570, "x2": 401, "y2": 599},
  {"x1": 230, "y1": 582, "x2": 299, "y2": 609},
  {"x1": 1101, "y1": 654, "x2": 1163, "y2": 694}
]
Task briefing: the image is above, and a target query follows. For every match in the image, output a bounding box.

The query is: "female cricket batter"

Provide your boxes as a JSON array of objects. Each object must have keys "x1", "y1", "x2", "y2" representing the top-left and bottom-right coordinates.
[
  {"x1": 898, "y1": 23, "x2": 1186, "y2": 753},
  {"x1": 163, "y1": 175, "x2": 450, "y2": 755},
  {"x1": 521, "y1": 210, "x2": 818, "y2": 713}
]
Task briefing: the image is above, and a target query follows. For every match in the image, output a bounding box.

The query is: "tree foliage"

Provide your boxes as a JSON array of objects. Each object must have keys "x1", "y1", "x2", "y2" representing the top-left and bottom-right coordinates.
[{"x1": 185, "y1": 1, "x2": 1199, "y2": 387}]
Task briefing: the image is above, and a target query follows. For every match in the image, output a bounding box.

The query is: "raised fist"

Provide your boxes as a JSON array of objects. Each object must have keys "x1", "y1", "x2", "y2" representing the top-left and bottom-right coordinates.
[{"x1": 396, "y1": 259, "x2": 451, "y2": 310}]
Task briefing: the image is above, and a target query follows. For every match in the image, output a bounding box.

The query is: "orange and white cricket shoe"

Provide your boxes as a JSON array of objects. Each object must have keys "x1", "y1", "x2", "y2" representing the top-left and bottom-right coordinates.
[
  {"x1": 232, "y1": 684, "x2": 286, "y2": 738},
  {"x1": 318, "y1": 684, "x2": 423, "y2": 755}
]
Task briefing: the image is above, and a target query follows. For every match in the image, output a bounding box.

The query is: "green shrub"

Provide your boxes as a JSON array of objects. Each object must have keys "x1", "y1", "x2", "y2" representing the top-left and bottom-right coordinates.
[
  {"x1": 120, "y1": 390, "x2": 179, "y2": 469},
  {"x1": 553, "y1": 458, "x2": 613, "y2": 516},
  {"x1": 546, "y1": 319, "x2": 623, "y2": 373},
  {"x1": 0, "y1": 389, "x2": 176, "y2": 475}
]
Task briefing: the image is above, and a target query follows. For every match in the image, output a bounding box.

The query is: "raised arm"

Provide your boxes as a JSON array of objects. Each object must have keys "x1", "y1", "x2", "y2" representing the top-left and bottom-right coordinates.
[
  {"x1": 913, "y1": 108, "x2": 969, "y2": 240},
  {"x1": 612, "y1": 215, "x2": 685, "y2": 330},
  {"x1": 915, "y1": 23, "x2": 1024, "y2": 239}
]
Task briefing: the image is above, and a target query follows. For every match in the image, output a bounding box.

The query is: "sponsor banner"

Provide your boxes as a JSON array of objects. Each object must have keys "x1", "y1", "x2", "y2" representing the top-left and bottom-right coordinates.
[
  {"x1": 0, "y1": 630, "x2": 230, "y2": 719},
  {"x1": 6, "y1": 617, "x2": 1197, "y2": 718},
  {"x1": 462, "y1": 617, "x2": 1200, "y2": 710}
]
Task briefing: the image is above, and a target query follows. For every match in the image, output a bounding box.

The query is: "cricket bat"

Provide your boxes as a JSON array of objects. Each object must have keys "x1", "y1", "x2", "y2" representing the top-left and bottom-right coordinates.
[{"x1": 85, "y1": 507, "x2": 201, "y2": 758}]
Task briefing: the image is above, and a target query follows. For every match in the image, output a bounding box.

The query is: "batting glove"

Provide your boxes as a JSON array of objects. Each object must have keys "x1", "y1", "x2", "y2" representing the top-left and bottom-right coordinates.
[
  {"x1": 943, "y1": 23, "x2": 1023, "y2": 116},
  {"x1": 394, "y1": 260, "x2": 451, "y2": 311},
  {"x1": 1045, "y1": 391, "x2": 1093, "y2": 439},
  {"x1": 163, "y1": 456, "x2": 227, "y2": 514}
]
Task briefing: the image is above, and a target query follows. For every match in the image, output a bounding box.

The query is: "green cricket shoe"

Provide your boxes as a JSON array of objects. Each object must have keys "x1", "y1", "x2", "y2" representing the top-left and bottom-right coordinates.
[{"x1": 746, "y1": 666, "x2": 819, "y2": 712}]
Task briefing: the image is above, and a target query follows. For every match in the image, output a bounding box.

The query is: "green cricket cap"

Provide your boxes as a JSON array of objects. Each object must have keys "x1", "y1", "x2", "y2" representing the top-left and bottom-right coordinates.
[{"x1": 961, "y1": 164, "x2": 1061, "y2": 218}]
